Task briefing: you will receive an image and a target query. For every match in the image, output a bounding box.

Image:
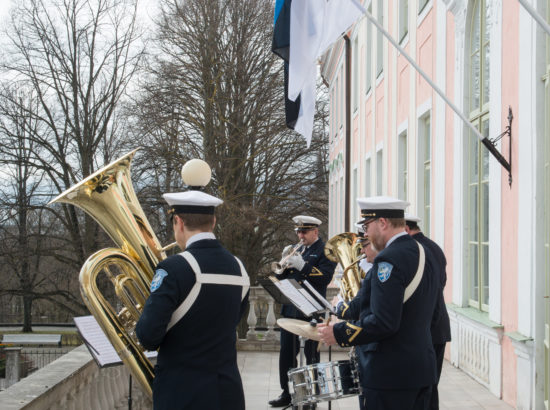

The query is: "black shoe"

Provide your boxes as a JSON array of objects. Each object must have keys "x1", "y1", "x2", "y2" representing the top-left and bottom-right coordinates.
[{"x1": 268, "y1": 392, "x2": 291, "y2": 407}]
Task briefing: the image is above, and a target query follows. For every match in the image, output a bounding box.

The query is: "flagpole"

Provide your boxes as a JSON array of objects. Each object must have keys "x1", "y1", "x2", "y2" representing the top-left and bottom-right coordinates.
[
  {"x1": 350, "y1": 0, "x2": 485, "y2": 143},
  {"x1": 517, "y1": 0, "x2": 550, "y2": 37}
]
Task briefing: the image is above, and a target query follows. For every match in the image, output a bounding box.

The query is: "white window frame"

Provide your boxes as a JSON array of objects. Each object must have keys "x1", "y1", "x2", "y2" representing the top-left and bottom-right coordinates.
[
  {"x1": 365, "y1": 155, "x2": 372, "y2": 197},
  {"x1": 376, "y1": 145, "x2": 384, "y2": 195},
  {"x1": 399, "y1": 0, "x2": 409, "y2": 44},
  {"x1": 397, "y1": 122, "x2": 408, "y2": 201},
  {"x1": 376, "y1": 0, "x2": 384, "y2": 78}
]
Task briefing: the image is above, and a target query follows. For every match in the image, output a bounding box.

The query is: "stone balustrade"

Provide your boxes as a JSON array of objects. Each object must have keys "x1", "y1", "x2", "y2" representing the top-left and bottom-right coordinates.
[
  {"x1": 238, "y1": 285, "x2": 339, "y2": 351},
  {"x1": 0, "y1": 286, "x2": 341, "y2": 407},
  {"x1": 0, "y1": 345, "x2": 151, "y2": 410}
]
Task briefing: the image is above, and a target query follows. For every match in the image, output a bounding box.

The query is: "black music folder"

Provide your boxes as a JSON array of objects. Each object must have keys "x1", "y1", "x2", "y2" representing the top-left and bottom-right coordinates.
[
  {"x1": 257, "y1": 275, "x2": 292, "y2": 305},
  {"x1": 258, "y1": 276, "x2": 331, "y2": 317}
]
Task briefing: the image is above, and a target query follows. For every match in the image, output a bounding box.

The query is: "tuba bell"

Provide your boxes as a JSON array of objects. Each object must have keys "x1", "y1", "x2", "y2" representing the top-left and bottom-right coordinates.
[
  {"x1": 50, "y1": 148, "x2": 172, "y2": 398},
  {"x1": 324, "y1": 233, "x2": 364, "y2": 302}
]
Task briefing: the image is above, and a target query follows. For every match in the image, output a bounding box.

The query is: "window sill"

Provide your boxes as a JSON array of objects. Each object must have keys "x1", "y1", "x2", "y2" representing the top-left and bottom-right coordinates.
[
  {"x1": 505, "y1": 331, "x2": 532, "y2": 344},
  {"x1": 446, "y1": 303, "x2": 503, "y2": 329}
]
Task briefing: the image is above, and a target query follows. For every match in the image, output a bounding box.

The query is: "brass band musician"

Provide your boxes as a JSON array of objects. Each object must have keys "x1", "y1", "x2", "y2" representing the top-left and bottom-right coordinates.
[
  {"x1": 268, "y1": 215, "x2": 337, "y2": 408},
  {"x1": 136, "y1": 162, "x2": 250, "y2": 410},
  {"x1": 319, "y1": 196, "x2": 439, "y2": 410}
]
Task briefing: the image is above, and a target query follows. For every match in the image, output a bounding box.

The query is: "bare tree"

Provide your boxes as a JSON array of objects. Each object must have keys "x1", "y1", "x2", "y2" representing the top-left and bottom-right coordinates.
[
  {"x1": 0, "y1": 0, "x2": 145, "y2": 324},
  {"x1": 0, "y1": 86, "x2": 85, "y2": 330},
  {"x1": 130, "y1": 0, "x2": 330, "y2": 285}
]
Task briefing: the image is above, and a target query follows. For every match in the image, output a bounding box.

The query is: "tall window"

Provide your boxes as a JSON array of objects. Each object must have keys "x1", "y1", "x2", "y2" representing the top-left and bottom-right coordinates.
[
  {"x1": 399, "y1": 0, "x2": 409, "y2": 43},
  {"x1": 418, "y1": 114, "x2": 432, "y2": 236},
  {"x1": 365, "y1": 5, "x2": 373, "y2": 94},
  {"x1": 353, "y1": 36, "x2": 359, "y2": 111},
  {"x1": 334, "y1": 179, "x2": 339, "y2": 234},
  {"x1": 376, "y1": 0, "x2": 384, "y2": 77},
  {"x1": 365, "y1": 157, "x2": 372, "y2": 196},
  {"x1": 352, "y1": 168, "x2": 358, "y2": 223},
  {"x1": 330, "y1": 86, "x2": 336, "y2": 142},
  {"x1": 467, "y1": 0, "x2": 490, "y2": 311},
  {"x1": 544, "y1": 2, "x2": 550, "y2": 406},
  {"x1": 376, "y1": 148, "x2": 383, "y2": 195},
  {"x1": 330, "y1": 183, "x2": 335, "y2": 234},
  {"x1": 339, "y1": 73, "x2": 344, "y2": 130},
  {"x1": 398, "y1": 131, "x2": 408, "y2": 200},
  {"x1": 340, "y1": 176, "x2": 345, "y2": 232}
]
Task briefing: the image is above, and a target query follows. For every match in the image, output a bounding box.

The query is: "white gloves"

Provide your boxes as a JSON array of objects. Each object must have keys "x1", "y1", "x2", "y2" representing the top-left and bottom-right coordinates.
[
  {"x1": 286, "y1": 254, "x2": 306, "y2": 270},
  {"x1": 282, "y1": 245, "x2": 293, "y2": 257}
]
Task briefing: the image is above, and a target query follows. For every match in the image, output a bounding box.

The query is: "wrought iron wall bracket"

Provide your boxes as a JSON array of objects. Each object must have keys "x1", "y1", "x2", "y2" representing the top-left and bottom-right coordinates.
[{"x1": 481, "y1": 106, "x2": 513, "y2": 187}]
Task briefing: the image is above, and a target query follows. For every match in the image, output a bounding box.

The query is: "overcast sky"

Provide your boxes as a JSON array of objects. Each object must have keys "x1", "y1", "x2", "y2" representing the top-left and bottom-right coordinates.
[{"x1": 0, "y1": 0, "x2": 158, "y2": 30}]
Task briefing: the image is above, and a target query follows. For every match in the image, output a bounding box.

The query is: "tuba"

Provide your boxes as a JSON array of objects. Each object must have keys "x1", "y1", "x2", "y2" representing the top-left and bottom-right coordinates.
[
  {"x1": 324, "y1": 233, "x2": 364, "y2": 302},
  {"x1": 50, "y1": 148, "x2": 172, "y2": 398}
]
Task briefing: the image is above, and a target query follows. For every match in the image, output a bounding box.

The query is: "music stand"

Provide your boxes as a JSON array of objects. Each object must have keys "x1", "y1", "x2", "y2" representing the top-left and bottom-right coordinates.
[
  {"x1": 260, "y1": 277, "x2": 335, "y2": 410},
  {"x1": 74, "y1": 315, "x2": 157, "y2": 410}
]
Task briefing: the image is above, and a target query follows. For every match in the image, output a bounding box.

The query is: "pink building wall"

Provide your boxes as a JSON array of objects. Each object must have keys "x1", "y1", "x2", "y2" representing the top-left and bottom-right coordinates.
[
  {"x1": 323, "y1": 1, "x2": 546, "y2": 405},
  {"x1": 500, "y1": 0, "x2": 520, "y2": 405}
]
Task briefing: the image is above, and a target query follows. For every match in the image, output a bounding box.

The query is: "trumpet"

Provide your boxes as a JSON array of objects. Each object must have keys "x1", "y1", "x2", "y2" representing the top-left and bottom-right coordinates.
[{"x1": 271, "y1": 242, "x2": 303, "y2": 275}]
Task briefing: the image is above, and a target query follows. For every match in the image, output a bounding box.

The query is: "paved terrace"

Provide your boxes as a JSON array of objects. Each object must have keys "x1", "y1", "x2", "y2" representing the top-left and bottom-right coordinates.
[
  {"x1": 0, "y1": 345, "x2": 515, "y2": 409},
  {"x1": 238, "y1": 350, "x2": 514, "y2": 410}
]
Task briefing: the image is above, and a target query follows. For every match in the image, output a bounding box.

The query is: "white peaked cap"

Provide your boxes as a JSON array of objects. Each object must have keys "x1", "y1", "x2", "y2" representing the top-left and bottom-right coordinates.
[{"x1": 163, "y1": 191, "x2": 223, "y2": 215}]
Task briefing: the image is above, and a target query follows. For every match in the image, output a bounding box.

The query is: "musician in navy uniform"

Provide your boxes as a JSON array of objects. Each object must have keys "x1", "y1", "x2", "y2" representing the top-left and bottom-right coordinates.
[
  {"x1": 136, "y1": 159, "x2": 250, "y2": 410},
  {"x1": 333, "y1": 230, "x2": 378, "y2": 320},
  {"x1": 405, "y1": 214, "x2": 451, "y2": 410},
  {"x1": 268, "y1": 215, "x2": 337, "y2": 408},
  {"x1": 319, "y1": 197, "x2": 439, "y2": 410},
  {"x1": 332, "y1": 230, "x2": 378, "y2": 410}
]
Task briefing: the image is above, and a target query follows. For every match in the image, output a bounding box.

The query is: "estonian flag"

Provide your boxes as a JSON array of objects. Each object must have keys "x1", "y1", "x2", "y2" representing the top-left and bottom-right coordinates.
[
  {"x1": 272, "y1": 0, "x2": 363, "y2": 147},
  {"x1": 272, "y1": 0, "x2": 300, "y2": 131}
]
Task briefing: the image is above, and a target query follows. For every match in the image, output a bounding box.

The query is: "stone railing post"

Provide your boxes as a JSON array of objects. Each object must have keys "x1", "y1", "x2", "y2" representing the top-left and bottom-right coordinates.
[
  {"x1": 246, "y1": 294, "x2": 258, "y2": 340},
  {"x1": 5, "y1": 347, "x2": 22, "y2": 388},
  {"x1": 264, "y1": 298, "x2": 278, "y2": 341}
]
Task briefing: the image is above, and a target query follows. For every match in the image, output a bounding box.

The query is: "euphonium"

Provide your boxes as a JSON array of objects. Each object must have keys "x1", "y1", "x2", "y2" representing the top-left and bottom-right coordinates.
[
  {"x1": 50, "y1": 148, "x2": 172, "y2": 398},
  {"x1": 324, "y1": 233, "x2": 364, "y2": 302}
]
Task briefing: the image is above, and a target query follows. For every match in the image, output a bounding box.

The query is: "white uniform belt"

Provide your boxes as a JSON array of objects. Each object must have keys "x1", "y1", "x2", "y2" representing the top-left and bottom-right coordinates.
[
  {"x1": 403, "y1": 241, "x2": 425, "y2": 303},
  {"x1": 166, "y1": 251, "x2": 250, "y2": 331}
]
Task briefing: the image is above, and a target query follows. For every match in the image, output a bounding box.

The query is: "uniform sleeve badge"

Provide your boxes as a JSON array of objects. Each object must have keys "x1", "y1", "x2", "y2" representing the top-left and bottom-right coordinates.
[
  {"x1": 151, "y1": 269, "x2": 168, "y2": 292},
  {"x1": 377, "y1": 262, "x2": 393, "y2": 283}
]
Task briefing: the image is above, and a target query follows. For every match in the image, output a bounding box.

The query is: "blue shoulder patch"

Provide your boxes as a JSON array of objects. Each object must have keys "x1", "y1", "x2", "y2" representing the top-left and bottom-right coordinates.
[
  {"x1": 150, "y1": 269, "x2": 168, "y2": 292},
  {"x1": 377, "y1": 262, "x2": 393, "y2": 283}
]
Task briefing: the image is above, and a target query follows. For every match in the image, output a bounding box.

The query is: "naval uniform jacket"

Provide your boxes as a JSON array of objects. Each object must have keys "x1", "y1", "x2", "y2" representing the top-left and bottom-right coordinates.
[
  {"x1": 412, "y1": 232, "x2": 451, "y2": 345},
  {"x1": 136, "y1": 234, "x2": 250, "y2": 410},
  {"x1": 278, "y1": 238, "x2": 337, "y2": 319},
  {"x1": 333, "y1": 233, "x2": 438, "y2": 390}
]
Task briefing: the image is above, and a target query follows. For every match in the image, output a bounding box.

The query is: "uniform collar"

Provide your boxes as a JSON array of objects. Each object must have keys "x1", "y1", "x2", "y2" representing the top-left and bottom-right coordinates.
[
  {"x1": 186, "y1": 232, "x2": 216, "y2": 248},
  {"x1": 303, "y1": 237, "x2": 319, "y2": 250},
  {"x1": 385, "y1": 231, "x2": 408, "y2": 248}
]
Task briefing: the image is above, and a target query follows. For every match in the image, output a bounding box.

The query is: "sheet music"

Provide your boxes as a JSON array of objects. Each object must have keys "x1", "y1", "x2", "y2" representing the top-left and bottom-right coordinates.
[
  {"x1": 274, "y1": 279, "x2": 318, "y2": 316},
  {"x1": 287, "y1": 280, "x2": 324, "y2": 311},
  {"x1": 302, "y1": 280, "x2": 336, "y2": 313},
  {"x1": 74, "y1": 315, "x2": 157, "y2": 368}
]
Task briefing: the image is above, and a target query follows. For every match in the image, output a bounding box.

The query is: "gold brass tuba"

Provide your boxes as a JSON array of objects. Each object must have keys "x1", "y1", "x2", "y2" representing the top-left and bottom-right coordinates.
[
  {"x1": 324, "y1": 233, "x2": 364, "y2": 302},
  {"x1": 50, "y1": 148, "x2": 172, "y2": 398}
]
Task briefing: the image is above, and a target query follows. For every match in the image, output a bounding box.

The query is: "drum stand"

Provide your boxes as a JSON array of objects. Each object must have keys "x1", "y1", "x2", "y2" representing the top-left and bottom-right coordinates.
[{"x1": 285, "y1": 336, "x2": 308, "y2": 410}]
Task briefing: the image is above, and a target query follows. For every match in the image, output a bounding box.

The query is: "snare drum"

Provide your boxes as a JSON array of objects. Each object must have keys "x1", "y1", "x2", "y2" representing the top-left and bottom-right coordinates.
[{"x1": 287, "y1": 360, "x2": 361, "y2": 405}]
